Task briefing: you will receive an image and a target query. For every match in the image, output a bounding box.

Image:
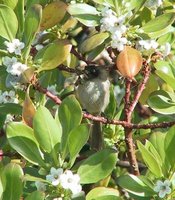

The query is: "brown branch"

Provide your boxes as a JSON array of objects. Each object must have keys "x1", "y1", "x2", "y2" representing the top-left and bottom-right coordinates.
[
  {"x1": 128, "y1": 62, "x2": 151, "y2": 114},
  {"x1": 71, "y1": 47, "x2": 95, "y2": 65},
  {"x1": 32, "y1": 83, "x2": 175, "y2": 130},
  {"x1": 124, "y1": 78, "x2": 139, "y2": 176}
]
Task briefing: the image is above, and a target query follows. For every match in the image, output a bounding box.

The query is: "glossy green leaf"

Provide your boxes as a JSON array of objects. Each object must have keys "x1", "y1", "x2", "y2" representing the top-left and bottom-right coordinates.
[
  {"x1": 156, "y1": 70, "x2": 175, "y2": 90},
  {"x1": 139, "y1": 74, "x2": 159, "y2": 105},
  {"x1": 148, "y1": 25, "x2": 174, "y2": 39},
  {"x1": 68, "y1": 3, "x2": 99, "y2": 15},
  {"x1": 68, "y1": 124, "x2": 90, "y2": 167},
  {"x1": 78, "y1": 149, "x2": 117, "y2": 184},
  {"x1": 23, "y1": 4, "x2": 42, "y2": 59},
  {"x1": 1, "y1": 0, "x2": 18, "y2": 9},
  {"x1": 14, "y1": 0, "x2": 25, "y2": 38},
  {"x1": 149, "y1": 132, "x2": 166, "y2": 165},
  {"x1": 164, "y1": 126, "x2": 175, "y2": 169},
  {"x1": 1, "y1": 163, "x2": 23, "y2": 200},
  {"x1": 80, "y1": 32, "x2": 109, "y2": 54},
  {"x1": 86, "y1": 187, "x2": 120, "y2": 200},
  {"x1": 67, "y1": 3, "x2": 100, "y2": 27},
  {"x1": 59, "y1": 96, "x2": 82, "y2": 153},
  {"x1": 137, "y1": 141, "x2": 163, "y2": 177},
  {"x1": 33, "y1": 106, "x2": 62, "y2": 163},
  {"x1": 40, "y1": 1, "x2": 67, "y2": 31},
  {"x1": 144, "y1": 140, "x2": 163, "y2": 167},
  {"x1": 158, "y1": 32, "x2": 175, "y2": 45},
  {"x1": 117, "y1": 174, "x2": 154, "y2": 197},
  {"x1": 142, "y1": 13, "x2": 175, "y2": 33},
  {"x1": 148, "y1": 90, "x2": 175, "y2": 114},
  {"x1": 6, "y1": 122, "x2": 45, "y2": 166},
  {"x1": 25, "y1": 191, "x2": 45, "y2": 200},
  {"x1": 0, "y1": 5, "x2": 18, "y2": 40},
  {"x1": 0, "y1": 103, "x2": 22, "y2": 115},
  {"x1": 35, "y1": 39, "x2": 72, "y2": 72}
]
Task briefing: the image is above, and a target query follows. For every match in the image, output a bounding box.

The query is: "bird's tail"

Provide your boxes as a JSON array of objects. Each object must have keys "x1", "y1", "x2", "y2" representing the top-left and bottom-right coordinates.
[{"x1": 90, "y1": 121, "x2": 104, "y2": 151}]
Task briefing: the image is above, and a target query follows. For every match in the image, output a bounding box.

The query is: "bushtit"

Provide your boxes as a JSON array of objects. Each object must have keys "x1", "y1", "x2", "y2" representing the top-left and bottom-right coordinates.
[{"x1": 75, "y1": 65, "x2": 110, "y2": 150}]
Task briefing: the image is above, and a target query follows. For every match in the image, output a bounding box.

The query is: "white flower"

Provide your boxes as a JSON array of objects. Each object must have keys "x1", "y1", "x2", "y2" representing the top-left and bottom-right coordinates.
[
  {"x1": 138, "y1": 39, "x2": 159, "y2": 50},
  {"x1": 6, "y1": 62, "x2": 28, "y2": 76},
  {"x1": 145, "y1": 0, "x2": 163, "y2": 8},
  {"x1": 59, "y1": 170, "x2": 82, "y2": 195},
  {"x1": 35, "y1": 44, "x2": 44, "y2": 51},
  {"x1": 111, "y1": 37, "x2": 127, "y2": 51},
  {"x1": 154, "y1": 180, "x2": 171, "y2": 198},
  {"x1": 0, "y1": 90, "x2": 18, "y2": 104},
  {"x1": 4, "y1": 39, "x2": 25, "y2": 55},
  {"x1": 5, "y1": 114, "x2": 14, "y2": 123},
  {"x1": 160, "y1": 42, "x2": 171, "y2": 57},
  {"x1": 46, "y1": 167, "x2": 63, "y2": 186},
  {"x1": 35, "y1": 181, "x2": 46, "y2": 192},
  {"x1": 3, "y1": 56, "x2": 18, "y2": 68}
]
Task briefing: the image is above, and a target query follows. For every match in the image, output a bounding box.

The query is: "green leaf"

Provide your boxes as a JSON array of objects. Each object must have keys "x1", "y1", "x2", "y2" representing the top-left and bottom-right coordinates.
[
  {"x1": 14, "y1": 0, "x2": 24, "y2": 38},
  {"x1": 0, "y1": 5, "x2": 18, "y2": 40},
  {"x1": 35, "y1": 39, "x2": 72, "y2": 72},
  {"x1": 68, "y1": 124, "x2": 90, "y2": 167},
  {"x1": 6, "y1": 122, "x2": 45, "y2": 166},
  {"x1": 86, "y1": 187, "x2": 120, "y2": 200},
  {"x1": 142, "y1": 13, "x2": 175, "y2": 33},
  {"x1": 33, "y1": 106, "x2": 62, "y2": 163},
  {"x1": 137, "y1": 141, "x2": 163, "y2": 177},
  {"x1": 67, "y1": 3, "x2": 99, "y2": 15},
  {"x1": 25, "y1": 191, "x2": 45, "y2": 200},
  {"x1": 67, "y1": 3, "x2": 100, "y2": 27},
  {"x1": 149, "y1": 132, "x2": 166, "y2": 166},
  {"x1": 117, "y1": 174, "x2": 154, "y2": 197},
  {"x1": 1, "y1": 163, "x2": 23, "y2": 200},
  {"x1": 1, "y1": 0, "x2": 18, "y2": 9},
  {"x1": 164, "y1": 125, "x2": 175, "y2": 170},
  {"x1": 58, "y1": 96, "x2": 82, "y2": 154},
  {"x1": 78, "y1": 149, "x2": 117, "y2": 184},
  {"x1": 148, "y1": 90, "x2": 175, "y2": 114},
  {"x1": 0, "y1": 103, "x2": 22, "y2": 115},
  {"x1": 154, "y1": 61, "x2": 175, "y2": 90},
  {"x1": 80, "y1": 32, "x2": 109, "y2": 54},
  {"x1": 139, "y1": 74, "x2": 159, "y2": 105},
  {"x1": 23, "y1": 4, "x2": 42, "y2": 59}
]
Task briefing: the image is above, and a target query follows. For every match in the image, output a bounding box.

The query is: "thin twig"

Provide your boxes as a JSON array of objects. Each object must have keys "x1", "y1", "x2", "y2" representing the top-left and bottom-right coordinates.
[
  {"x1": 71, "y1": 47, "x2": 95, "y2": 65},
  {"x1": 32, "y1": 83, "x2": 175, "y2": 130}
]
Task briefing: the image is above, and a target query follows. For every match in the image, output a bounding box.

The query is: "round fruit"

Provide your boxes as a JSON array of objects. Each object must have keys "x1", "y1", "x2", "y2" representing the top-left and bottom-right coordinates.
[{"x1": 116, "y1": 46, "x2": 143, "y2": 79}]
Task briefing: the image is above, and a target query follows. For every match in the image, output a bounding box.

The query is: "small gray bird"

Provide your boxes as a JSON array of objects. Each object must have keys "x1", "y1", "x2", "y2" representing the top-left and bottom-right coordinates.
[{"x1": 75, "y1": 65, "x2": 110, "y2": 150}]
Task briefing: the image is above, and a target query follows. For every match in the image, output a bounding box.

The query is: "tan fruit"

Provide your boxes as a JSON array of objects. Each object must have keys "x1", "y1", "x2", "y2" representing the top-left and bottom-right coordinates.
[{"x1": 116, "y1": 46, "x2": 143, "y2": 79}]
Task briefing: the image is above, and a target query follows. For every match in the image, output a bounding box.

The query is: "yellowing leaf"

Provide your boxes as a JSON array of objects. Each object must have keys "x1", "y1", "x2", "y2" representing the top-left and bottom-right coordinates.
[
  {"x1": 40, "y1": 1, "x2": 67, "y2": 31},
  {"x1": 22, "y1": 87, "x2": 36, "y2": 128},
  {"x1": 116, "y1": 46, "x2": 142, "y2": 79},
  {"x1": 36, "y1": 39, "x2": 72, "y2": 72}
]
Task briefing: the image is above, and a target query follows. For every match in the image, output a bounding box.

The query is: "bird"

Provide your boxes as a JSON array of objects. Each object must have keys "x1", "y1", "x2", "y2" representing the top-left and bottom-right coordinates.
[{"x1": 75, "y1": 65, "x2": 110, "y2": 150}]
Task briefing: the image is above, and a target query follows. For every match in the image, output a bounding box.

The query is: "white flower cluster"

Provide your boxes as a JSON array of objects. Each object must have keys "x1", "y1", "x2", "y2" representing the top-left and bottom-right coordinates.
[
  {"x1": 0, "y1": 90, "x2": 18, "y2": 104},
  {"x1": 154, "y1": 180, "x2": 171, "y2": 198},
  {"x1": 137, "y1": 39, "x2": 171, "y2": 57},
  {"x1": 2, "y1": 39, "x2": 28, "y2": 88},
  {"x1": 145, "y1": 0, "x2": 163, "y2": 8},
  {"x1": 3, "y1": 56, "x2": 27, "y2": 76},
  {"x1": 100, "y1": 7, "x2": 129, "y2": 51},
  {"x1": 40, "y1": 167, "x2": 82, "y2": 197},
  {"x1": 4, "y1": 39, "x2": 25, "y2": 55}
]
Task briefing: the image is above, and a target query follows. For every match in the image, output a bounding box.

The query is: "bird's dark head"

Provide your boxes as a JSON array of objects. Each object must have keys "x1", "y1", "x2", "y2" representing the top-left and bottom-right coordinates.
[{"x1": 84, "y1": 65, "x2": 108, "y2": 81}]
